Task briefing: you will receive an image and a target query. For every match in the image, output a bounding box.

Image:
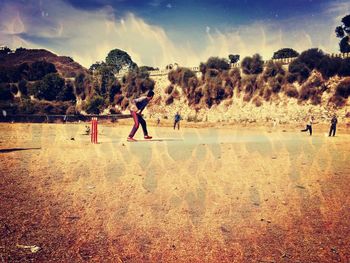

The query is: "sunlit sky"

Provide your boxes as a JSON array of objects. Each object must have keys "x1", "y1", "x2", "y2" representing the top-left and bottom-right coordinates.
[{"x1": 0, "y1": 0, "x2": 350, "y2": 68}]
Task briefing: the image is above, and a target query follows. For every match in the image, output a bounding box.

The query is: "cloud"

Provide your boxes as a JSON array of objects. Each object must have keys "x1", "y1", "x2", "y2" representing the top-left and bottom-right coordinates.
[
  {"x1": 148, "y1": 0, "x2": 163, "y2": 7},
  {"x1": 0, "y1": 0, "x2": 348, "y2": 69},
  {"x1": 166, "y1": 3, "x2": 172, "y2": 9}
]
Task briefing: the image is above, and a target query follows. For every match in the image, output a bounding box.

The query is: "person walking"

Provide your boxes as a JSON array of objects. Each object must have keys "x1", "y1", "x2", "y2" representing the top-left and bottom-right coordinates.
[
  {"x1": 329, "y1": 114, "x2": 338, "y2": 137},
  {"x1": 174, "y1": 112, "x2": 181, "y2": 130},
  {"x1": 127, "y1": 90, "x2": 154, "y2": 141},
  {"x1": 301, "y1": 116, "x2": 314, "y2": 136}
]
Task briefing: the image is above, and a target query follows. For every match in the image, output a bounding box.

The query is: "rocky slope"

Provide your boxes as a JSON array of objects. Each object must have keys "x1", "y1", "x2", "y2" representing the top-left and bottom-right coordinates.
[{"x1": 144, "y1": 73, "x2": 350, "y2": 125}]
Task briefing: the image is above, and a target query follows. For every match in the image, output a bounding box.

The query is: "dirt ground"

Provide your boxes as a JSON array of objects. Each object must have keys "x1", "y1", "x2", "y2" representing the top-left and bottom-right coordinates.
[{"x1": 0, "y1": 122, "x2": 350, "y2": 262}]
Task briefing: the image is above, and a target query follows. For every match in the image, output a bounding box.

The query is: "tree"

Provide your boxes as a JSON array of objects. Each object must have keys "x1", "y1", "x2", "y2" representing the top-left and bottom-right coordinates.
[
  {"x1": 84, "y1": 95, "x2": 105, "y2": 114},
  {"x1": 29, "y1": 61, "x2": 57, "y2": 81},
  {"x1": 108, "y1": 81, "x2": 122, "y2": 103},
  {"x1": 241, "y1": 54, "x2": 264, "y2": 74},
  {"x1": 335, "y1": 14, "x2": 350, "y2": 53},
  {"x1": 105, "y1": 49, "x2": 138, "y2": 73},
  {"x1": 272, "y1": 48, "x2": 299, "y2": 59},
  {"x1": 32, "y1": 73, "x2": 65, "y2": 101},
  {"x1": 298, "y1": 48, "x2": 325, "y2": 70},
  {"x1": 263, "y1": 61, "x2": 284, "y2": 79},
  {"x1": 18, "y1": 80, "x2": 28, "y2": 95},
  {"x1": 0, "y1": 84, "x2": 13, "y2": 101},
  {"x1": 57, "y1": 81, "x2": 76, "y2": 101},
  {"x1": 89, "y1": 61, "x2": 105, "y2": 71},
  {"x1": 288, "y1": 60, "x2": 310, "y2": 82},
  {"x1": 0, "y1": 46, "x2": 11, "y2": 56},
  {"x1": 205, "y1": 57, "x2": 230, "y2": 71},
  {"x1": 139, "y1": 66, "x2": 158, "y2": 71},
  {"x1": 316, "y1": 56, "x2": 342, "y2": 79},
  {"x1": 228, "y1": 54, "x2": 240, "y2": 64}
]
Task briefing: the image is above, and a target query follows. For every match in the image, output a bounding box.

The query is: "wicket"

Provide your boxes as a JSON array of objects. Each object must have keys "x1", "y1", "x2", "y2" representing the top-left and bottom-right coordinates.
[{"x1": 91, "y1": 117, "x2": 98, "y2": 144}]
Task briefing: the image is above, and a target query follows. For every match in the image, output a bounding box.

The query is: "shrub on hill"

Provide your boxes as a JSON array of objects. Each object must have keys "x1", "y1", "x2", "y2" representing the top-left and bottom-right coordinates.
[
  {"x1": 241, "y1": 54, "x2": 264, "y2": 75},
  {"x1": 288, "y1": 60, "x2": 310, "y2": 83},
  {"x1": 298, "y1": 48, "x2": 325, "y2": 71},
  {"x1": 84, "y1": 95, "x2": 105, "y2": 114},
  {"x1": 335, "y1": 78, "x2": 350, "y2": 99},
  {"x1": 0, "y1": 84, "x2": 14, "y2": 101},
  {"x1": 263, "y1": 61, "x2": 285, "y2": 80},
  {"x1": 272, "y1": 48, "x2": 299, "y2": 59},
  {"x1": 283, "y1": 84, "x2": 299, "y2": 98},
  {"x1": 30, "y1": 73, "x2": 65, "y2": 101}
]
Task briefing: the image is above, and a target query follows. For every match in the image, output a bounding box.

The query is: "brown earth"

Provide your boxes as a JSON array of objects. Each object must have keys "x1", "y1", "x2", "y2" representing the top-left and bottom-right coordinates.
[{"x1": 0, "y1": 123, "x2": 350, "y2": 262}]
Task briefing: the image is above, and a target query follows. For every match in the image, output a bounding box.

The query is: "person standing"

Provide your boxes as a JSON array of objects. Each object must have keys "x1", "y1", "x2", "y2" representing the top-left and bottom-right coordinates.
[
  {"x1": 127, "y1": 90, "x2": 154, "y2": 141},
  {"x1": 174, "y1": 112, "x2": 181, "y2": 130},
  {"x1": 329, "y1": 114, "x2": 338, "y2": 137},
  {"x1": 301, "y1": 116, "x2": 314, "y2": 136}
]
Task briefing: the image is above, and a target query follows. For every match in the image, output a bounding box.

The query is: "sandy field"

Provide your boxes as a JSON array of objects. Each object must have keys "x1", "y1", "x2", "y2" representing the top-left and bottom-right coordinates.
[{"x1": 0, "y1": 122, "x2": 350, "y2": 262}]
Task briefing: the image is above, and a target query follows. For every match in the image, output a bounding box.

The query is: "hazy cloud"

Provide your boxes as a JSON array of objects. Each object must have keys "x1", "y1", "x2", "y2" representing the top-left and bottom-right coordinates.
[{"x1": 0, "y1": 0, "x2": 348, "y2": 68}]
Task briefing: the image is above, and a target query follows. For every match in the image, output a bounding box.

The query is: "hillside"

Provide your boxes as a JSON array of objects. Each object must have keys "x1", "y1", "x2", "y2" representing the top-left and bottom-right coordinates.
[
  {"x1": 146, "y1": 73, "x2": 350, "y2": 125},
  {"x1": 0, "y1": 48, "x2": 88, "y2": 78},
  {"x1": 0, "y1": 47, "x2": 350, "y2": 126}
]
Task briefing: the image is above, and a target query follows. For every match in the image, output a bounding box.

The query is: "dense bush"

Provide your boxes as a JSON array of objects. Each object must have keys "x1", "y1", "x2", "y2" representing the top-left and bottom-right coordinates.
[
  {"x1": 263, "y1": 61, "x2": 285, "y2": 80},
  {"x1": 122, "y1": 70, "x2": 154, "y2": 98},
  {"x1": 298, "y1": 48, "x2": 325, "y2": 71},
  {"x1": 283, "y1": 84, "x2": 299, "y2": 98},
  {"x1": 30, "y1": 73, "x2": 65, "y2": 101},
  {"x1": 206, "y1": 57, "x2": 230, "y2": 71},
  {"x1": 165, "y1": 95, "x2": 174, "y2": 105},
  {"x1": 0, "y1": 84, "x2": 14, "y2": 101},
  {"x1": 298, "y1": 74, "x2": 326, "y2": 105},
  {"x1": 316, "y1": 56, "x2": 342, "y2": 79},
  {"x1": 168, "y1": 67, "x2": 197, "y2": 89},
  {"x1": 108, "y1": 81, "x2": 122, "y2": 103},
  {"x1": 10, "y1": 84, "x2": 18, "y2": 94},
  {"x1": 105, "y1": 49, "x2": 138, "y2": 73},
  {"x1": 288, "y1": 60, "x2": 310, "y2": 83},
  {"x1": 339, "y1": 58, "x2": 350, "y2": 77},
  {"x1": 18, "y1": 80, "x2": 28, "y2": 95},
  {"x1": 18, "y1": 99, "x2": 35, "y2": 114},
  {"x1": 252, "y1": 96, "x2": 263, "y2": 107},
  {"x1": 272, "y1": 48, "x2": 299, "y2": 59},
  {"x1": 228, "y1": 54, "x2": 240, "y2": 64},
  {"x1": 335, "y1": 78, "x2": 350, "y2": 98},
  {"x1": 241, "y1": 54, "x2": 264, "y2": 75},
  {"x1": 268, "y1": 78, "x2": 282, "y2": 93},
  {"x1": 66, "y1": 105, "x2": 78, "y2": 115},
  {"x1": 28, "y1": 61, "x2": 57, "y2": 81},
  {"x1": 57, "y1": 81, "x2": 76, "y2": 101},
  {"x1": 84, "y1": 95, "x2": 105, "y2": 114},
  {"x1": 165, "y1": 85, "x2": 174, "y2": 94}
]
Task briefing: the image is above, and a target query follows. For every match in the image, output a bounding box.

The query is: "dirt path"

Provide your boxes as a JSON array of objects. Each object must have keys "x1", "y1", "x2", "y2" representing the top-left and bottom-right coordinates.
[{"x1": 1, "y1": 123, "x2": 350, "y2": 262}]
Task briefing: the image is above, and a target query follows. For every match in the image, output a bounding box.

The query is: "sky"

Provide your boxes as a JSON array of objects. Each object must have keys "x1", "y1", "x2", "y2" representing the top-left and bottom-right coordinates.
[{"x1": 0, "y1": 0, "x2": 350, "y2": 68}]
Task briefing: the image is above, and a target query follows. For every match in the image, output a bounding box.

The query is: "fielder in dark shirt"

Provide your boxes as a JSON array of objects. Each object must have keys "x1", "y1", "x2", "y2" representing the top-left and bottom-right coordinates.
[
  {"x1": 174, "y1": 112, "x2": 181, "y2": 130},
  {"x1": 329, "y1": 115, "x2": 338, "y2": 137}
]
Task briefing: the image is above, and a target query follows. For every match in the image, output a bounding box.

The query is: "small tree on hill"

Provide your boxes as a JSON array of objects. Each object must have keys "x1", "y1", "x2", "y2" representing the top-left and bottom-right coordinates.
[
  {"x1": 272, "y1": 48, "x2": 299, "y2": 59},
  {"x1": 105, "y1": 49, "x2": 138, "y2": 73},
  {"x1": 241, "y1": 54, "x2": 264, "y2": 74},
  {"x1": 32, "y1": 73, "x2": 65, "y2": 101},
  {"x1": 205, "y1": 57, "x2": 230, "y2": 71},
  {"x1": 297, "y1": 48, "x2": 325, "y2": 70},
  {"x1": 228, "y1": 54, "x2": 240, "y2": 64},
  {"x1": 335, "y1": 14, "x2": 350, "y2": 53},
  {"x1": 29, "y1": 61, "x2": 57, "y2": 81},
  {"x1": 0, "y1": 46, "x2": 11, "y2": 56}
]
